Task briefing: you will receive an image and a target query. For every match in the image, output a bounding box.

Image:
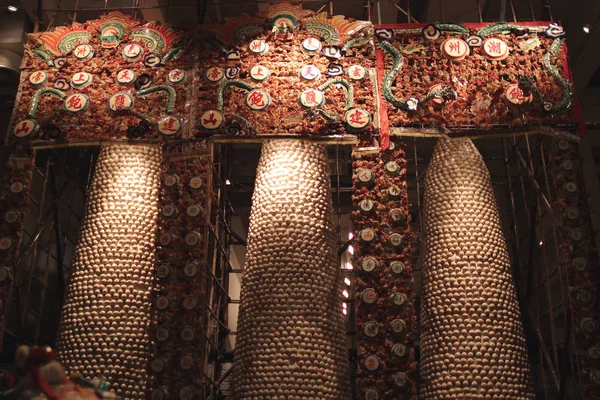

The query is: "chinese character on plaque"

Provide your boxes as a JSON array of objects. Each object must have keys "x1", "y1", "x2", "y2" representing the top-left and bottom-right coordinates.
[
  {"x1": 157, "y1": 115, "x2": 182, "y2": 136},
  {"x1": 108, "y1": 92, "x2": 134, "y2": 112},
  {"x1": 73, "y1": 44, "x2": 94, "y2": 60},
  {"x1": 249, "y1": 65, "x2": 270, "y2": 81},
  {"x1": 248, "y1": 39, "x2": 269, "y2": 55},
  {"x1": 122, "y1": 43, "x2": 143, "y2": 60},
  {"x1": 347, "y1": 65, "x2": 367, "y2": 81},
  {"x1": 299, "y1": 89, "x2": 325, "y2": 108},
  {"x1": 200, "y1": 110, "x2": 224, "y2": 130},
  {"x1": 29, "y1": 71, "x2": 48, "y2": 87},
  {"x1": 245, "y1": 89, "x2": 271, "y2": 110},
  {"x1": 64, "y1": 93, "x2": 89, "y2": 112},
  {"x1": 13, "y1": 119, "x2": 39, "y2": 138},
  {"x1": 71, "y1": 72, "x2": 92, "y2": 88},
  {"x1": 117, "y1": 69, "x2": 136, "y2": 84},
  {"x1": 205, "y1": 67, "x2": 224, "y2": 82},
  {"x1": 300, "y1": 65, "x2": 321, "y2": 81},
  {"x1": 168, "y1": 69, "x2": 186, "y2": 84},
  {"x1": 441, "y1": 38, "x2": 469, "y2": 61},
  {"x1": 482, "y1": 38, "x2": 509, "y2": 60},
  {"x1": 345, "y1": 108, "x2": 370, "y2": 130},
  {"x1": 301, "y1": 37, "x2": 322, "y2": 53},
  {"x1": 505, "y1": 84, "x2": 532, "y2": 105}
]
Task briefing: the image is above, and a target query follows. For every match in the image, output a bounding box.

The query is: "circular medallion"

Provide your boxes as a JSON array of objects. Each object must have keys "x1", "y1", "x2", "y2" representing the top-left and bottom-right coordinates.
[
  {"x1": 388, "y1": 141, "x2": 396, "y2": 152},
  {"x1": 200, "y1": 110, "x2": 224, "y2": 131},
  {"x1": 359, "y1": 199, "x2": 375, "y2": 214},
  {"x1": 159, "y1": 232, "x2": 173, "y2": 246},
  {"x1": 151, "y1": 388, "x2": 167, "y2": 400},
  {"x1": 179, "y1": 385, "x2": 195, "y2": 400},
  {"x1": 347, "y1": 65, "x2": 366, "y2": 81},
  {"x1": 390, "y1": 261, "x2": 405, "y2": 275},
  {"x1": 359, "y1": 228, "x2": 376, "y2": 243},
  {"x1": 300, "y1": 65, "x2": 321, "y2": 81},
  {"x1": 577, "y1": 290, "x2": 592, "y2": 304},
  {"x1": 4, "y1": 210, "x2": 20, "y2": 224},
  {"x1": 560, "y1": 159, "x2": 573, "y2": 171},
  {"x1": 108, "y1": 92, "x2": 134, "y2": 112},
  {"x1": 155, "y1": 295, "x2": 170, "y2": 310},
  {"x1": 322, "y1": 46, "x2": 341, "y2": 59},
  {"x1": 245, "y1": 89, "x2": 270, "y2": 110},
  {"x1": 364, "y1": 387, "x2": 380, "y2": 400},
  {"x1": 189, "y1": 176, "x2": 204, "y2": 190},
  {"x1": 361, "y1": 257, "x2": 378, "y2": 272},
  {"x1": 505, "y1": 84, "x2": 532, "y2": 105},
  {"x1": 117, "y1": 69, "x2": 136, "y2": 84},
  {"x1": 161, "y1": 204, "x2": 177, "y2": 218},
  {"x1": 441, "y1": 38, "x2": 469, "y2": 61},
  {"x1": 156, "y1": 326, "x2": 170, "y2": 342},
  {"x1": 364, "y1": 321, "x2": 379, "y2": 337},
  {"x1": 248, "y1": 39, "x2": 269, "y2": 55},
  {"x1": 144, "y1": 53, "x2": 161, "y2": 67},
  {"x1": 73, "y1": 44, "x2": 94, "y2": 60},
  {"x1": 184, "y1": 262, "x2": 199, "y2": 278},
  {"x1": 156, "y1": 263, "x2": 171, "y2": 279},
  {"x1": 299, "y1": 89, "x2": 325, "y2": 108},
  {"x1": 206, "y1": 67, "x2": 224, "y2": 82},
  {"x1": 179, "y1": 354, "x2": 195, "y2": 370},
  {"x1": 185, "y1": 231, "x2": 202, "y2": 247},
  {"x1": 71, "y1": 72, "x2": 92, "y2": 88},
  {"x1": 301, "y1": 37, "x2": 322, "y2": 53},
  {"x1": 9, "y1": 182, "x2": 25, "y2": 194},
  {"x1": 150, "y1": 357, "x2": 165, "y2": 373},
  {"x1": 565, "y1": 207, "x2": 580, "y2": 220},
  {"x1": 0, "y1": 267, "x2": 11, "y2": 283},
  {"x1": 181, "y1": 326, "x2": 196, "y2": 342},
  {"x1": 581, "y1": 318, "x2": 598, "y2": 334},
  {"x1": 364, "y1": 355, "x2": 380, "y2": 371},
  {"x1": 29, "y1": 71, "x2": 48, "y2": 87},
  {"x1": 122, "y1": 43, "x2": 143, "y2": 60},
  {"x1": 361, "y1": 288, "x2": 377, "y2": 304},
  {"x1": 249, "y1": 65, "x2": 270, "y2": 81},
  {"x1": 164, "y1": 174, "x2": 179, "y2": 188},
  {"x1": 391, "y1": 318, "x2": 406, "y2": 334},
  {"x1": 573, "y1": 257, "x2": 588, "y2": 272},
  {"x1": 158, "y1": 115, "x2": 182, "y2": 136},
  {"x1": 389, "y1": 233, "x2": 403, "y2": 247},
  {"x1": 391, "y1": 292, "x2": 407, "y2": 307},
  {"x1": 588, "y1": 345, "x2": 600, "y2": 360},
  {"x1": 168, "y1": 69, "x2": 186, "y2": 84},
  {"x1": 392, "y1": 343, "x2": 407, "y2": 357},
  {"x1": 569, "y1": 229, "x2": 584, "y2": 241},
  {"x1": 64, "y1": 93, "x2": 89, "y2": 112},
  {"x1": 345, "y1": 108, "x2": 370, "y2": 131},
  {"x1": 327, "y1": 63, "x2": 344, "y2": 77},
  {"x1": 13, "y1": 119, "x2": 39, "y2": 138},
  {"x1": 225, "y1": 66, "x2": 240, "y2": 79},
  {"x1": 558, "y1": 140, "x2": 570, "y2": 151},
  {"x1": 388, "y1": 185, "x2": 401, "y2": 200},
  {"x1": 0, "y1": 237, "x2": 13, "y2": 251},
  {"x1": 182, "y1": 295, "x2": 198, "y2": 310},
  {"x1": 482, "y1": 38, "x2": 509, "y2": 60},
  {"x1": 385, "y1": 161, "x2": 400, "y2": 175},
  {"x1": 564, "y1": 182, "x2": 578, "y2": 194},
  {"x1": 389, "y1": 208, "x2": 405, "y2": 224},
  {"x1": 393, "y1": 372, "x2": 408, "y2": 387},
  {"x1": 357, "y1": 169, "x2": 374, "y2": 185},
  {"x1": 186, "y1": 204, "x2": 202, "y2": 218}
]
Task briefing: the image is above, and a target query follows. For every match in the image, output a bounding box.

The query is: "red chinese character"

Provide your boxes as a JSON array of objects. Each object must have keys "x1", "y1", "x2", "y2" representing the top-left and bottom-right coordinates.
[
  {"x1": 119, "y1": 70, "x2": 131, "y2": 80},
  {"x1": 250, "y1": 41, "x2": 262, "y2": 51},
  {"x1": 248, "y1": 91, "x2": 265, "y2": 107},
  {"x1": 352, "y1": 66, "x2": 362, "y2": 77},
  {"x1": 303, "y1": 66, "x2": 316, "y2": 78},
  {"x1": 74, "y1": 73, "x2": 86, "y2": 83},
  {"x1": 15, "y1": 122, "x2": 30, "y2": 135},
  {"x1": 448, "y1": 40, "x2": 462, "y2": 55},
  {"x1": 487, "y1": 40, "x2": 502, "y2": 55},
  {"x1": 254, "y1": 67, "x2": 264, "y2": 77},
  {"x1": 308, "y1": 38, "x2": 316, "y2": 47},
  {"x1": 508, "y1": 86, "x2": 526, "y2": 101},
  {"x1": 162, "y1": 117, "x2": 178, "y2": 132},
  {"x1": 349, "y1": 109, "x2": 365, "y2": 125},
  {"x1": 31, "y1": 72, "x2": 43, "y2": 82},
  {"x1": 209, "y1": 68, "x2": 222, "y2": 80},
  {"x1": 76, "y1": 46, "x2": 87, "y2": 56},
  {"x1": 114, "y1": 94, "x2": 126, "y2": 109},
  {"x1": 126, "y1": 44, "x2": 137, "y2": 55},
  {"x1": 67, "y1": 95, "x2": 84, "y2": 110},
  {"x1": 171, "y1": 70, "x2": 182, "y2": 80},
  {"x1": 304, "y1": 90, "x2": 318, "y2": 106},
  {"x1": 203, "y1": 111, "x2": 218, "y2": 126}
]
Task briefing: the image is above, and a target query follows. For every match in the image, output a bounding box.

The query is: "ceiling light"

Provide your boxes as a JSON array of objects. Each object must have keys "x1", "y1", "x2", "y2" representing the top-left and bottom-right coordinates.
[
  {"x1": 7, "y1": 5, "x2": 17, "y2": 12},
  {"x1": 583, "y1": 24, "x2": 591, "y2": 34},
  {"x1": 225, "y1": 179, "x2": 231, "y2": 186}
]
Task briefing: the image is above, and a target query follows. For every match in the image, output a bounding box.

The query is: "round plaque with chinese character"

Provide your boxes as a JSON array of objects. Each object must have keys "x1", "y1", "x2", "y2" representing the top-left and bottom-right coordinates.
[
  {"x1": 179, "y1": 354, "x2": 194, "y2": 370},
  {"x1": 29, "y1": 71, "x2": 48, "y2": 87},
  {"x1": 189, "y1": 176, "x2": 204, "y2": 190},
  {"x1": 359, "y1": 199, "x2": 374, "y2": 214},
  {"x1": 564, "y1": 207, "x2": 580, "y2": 220},
  {"x1": 159, "y1": 232, "x2": 173, "y2": 246},
  {"x1": 250, "y1": 65, "x2": 270, "y2": 81},
  {"x1": 482, "y1": 38, "x2": 509, "y2": 60},
  {"x1": 158, "y1": 115, "x2": 182, "y2": 136},
  {"x1": 117, "y1": 69, "x2": 136, "y2": 84},
  {"x1": 73, "y1": 44, "x2": 94, "y2": 60},
  {"x1": 441, "y1": 38, "x2": 469, "y2": 61},
  {"x1": 301, "y1": 37, "x2": 322, "y2": 53},
  {"x1": 200, "y1": 110, "x2": 224, "y2": 130},
  {"x1": 364, "y1": 321, "x2": 379, "y2": 337},
  {"x1": 359, "y1": 228, "x2": 376, "y2": 243},
  {"x1": 71, "y1": 72, "x2": 92, "y2": 88},
  {"x1": 186, "y1": 204, "x2": 202, "y2": 218},
  {"x1": 156, "y1": 326, "x2": 170, "y2": 342},
  {"x1": 168, "y1": 69, "x2": 186, "y2": 84},
  {"x1": 300, "y1": 65, "x2": 321, "y2": 81},
  {"x1": 245, "y1": 89, "x2": 271, "y2": 110},
  {"x1": 364, "y1": 355, "x2": 380, "y2": 371},
  {"x1": 581, "y1": 318, "x2": 598, "y2": 334},
  {"x1": 184, "y1": 262, "x2": 198, "y2": 278},
  {"x1": 64, "y1": 94, "x2": 89, "y2": 112},
  {"x1": 564, "y1": 182, "x2": 578, "y2": 194},
  {"x1": 161, "y1": 204, "x2": 177, "y2": 218},
  {"x1": 389, "y1": 208, "x2": 405, "y2": 224},
  {"x1": 156, "y1": 263, "x2": 171, "y2": 279},
  {"x1": 569, "y1": 229, "x2": 583, "y2": 241},
  {"x1": 560, "y1": 160, "x2": 573, "y2": 171},
  {"x1": 179, "y1": 386, "x2": 195, "y2": 400},
  {"x1": 573, "y1": 257, "x2": 588, "y2": 272},
  {"x1": 393, "y1": 372, "x2": 408, "y2": 387},
  {"x1": 391, "y1": 292, "x2": 407, "y2": 307},
  {"x1": 0, "y1": 267, "x2": 10, "y2": 283},
  {"x1": 390, "y1": 261, "x2": 405, "y2": 275},
  {"x1": 10, "y1": 182, "x2": 24, "y2": 194},
  {"x1": 155, "y1": 295, "x2": 170, "y2": 310},
  {"x1": 151, "y1": 388, "x2": 167, "y2": 400},
  {"x1": 347, "y1": 65, "x2": 366, "y2": 81},
  {"x1": 385, "y1": 161, "x2": 400, "y2": 175},
  {"x1": 181, "y1": 326, "x2": 196, "y2": 342},
  {"x1": 248, "y1": 39, "x2": 269, "y2": 55},
  {"x1": 364, "y1": 387, "x2": 380, "y2": 400},
  {"x1": 13, "y1": 120, "x2": 39, "y2": 138},
  {"x1": 150, "y1": 357, "x2": 166, "y2": 373},
  {"x1": 4, "y1": 210, "x2": 19, "y2": 224},
  {"x1": 357, "y1": 169, "x2": 374, "y2": 185},
  {"x1": 391, "y1": 318, "x2": 406, "y2": 334},
  {"x1": 182, "y1": 296, "x2": 198, "y2": 310},
  {"x1": 392, "y1": 343, "x2": 407, "y2": 357},
  {"x1": 388, "y1": 185, "x2": 401, "y2": 200},
  {"x1": 299, "y1": 89, "x2": 325, "y2": 108},
  {"x1": 164, "y1": 174, "x2": 179, "y2": 188},
  {"x1": 389, "y1": 233, "x2": 403, "y2": 247},
  {"x1": 122, "y1": 43, "x2": 143, "y2": 60},
  {"x1": 505, "y1": 84, "x2": 532, "y2": 105},
  {"x1": 206, "y1": 67, "x2": 224, "y2": 82},
  {"x1": 108, "y1": 92, "x2": 134, "y2": 112},
  {"x1": 558, "y1": 140, "x2": 570, "y2": 151},
  {"x1": 345, "y1": 108, "x2": 370, "y2": 131},
  {"x1": 361, "y1": 257, "x2": 378, "y2": 272},
  {"x1": 185, "y1": 231, "x2": 202, "y2": 247}
]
